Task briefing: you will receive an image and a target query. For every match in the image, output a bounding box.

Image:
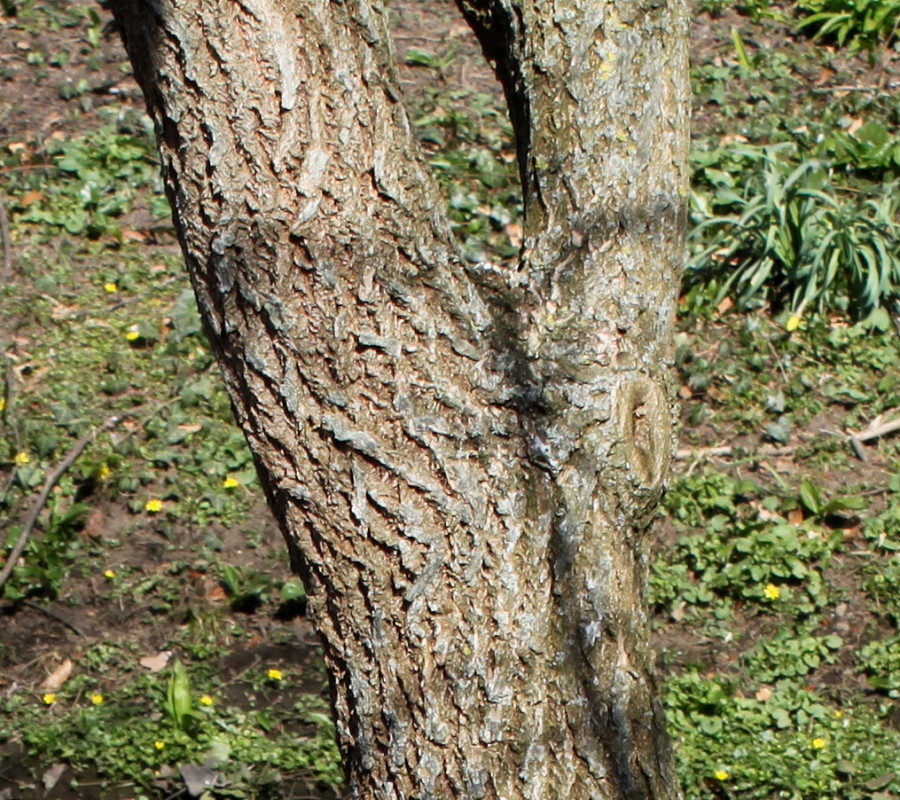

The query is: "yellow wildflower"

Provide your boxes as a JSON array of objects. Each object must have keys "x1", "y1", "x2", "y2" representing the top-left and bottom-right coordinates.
[
  {"x1": 0, "y1": 398, "x2": 5, "y2": 412},
  {"x1": 103, "y1": 569, "x2": 116, "y2": 579},
  {"x1": 267, "y1": 668, "x2": 283, "y2": 681},
  {"x1": 153, "y1": 740, "x2": 165, "y2": 750},
  {"x1": 199, "y1": 695, "x2": 214, "y2": 706},
  {"x1": 98, "y1": 465, "x2": 112, "y2": 479},
  {"x1": 145, "y1": 499, "x2": 163, "y2": 513},
  {"x1": 14, "y1": 451, "x2": 30, "y2": 465},
  {"x1": 763, "y1": 583, "x2": 781, "y2": 600},
  {"x1": 42, "y1": 693, "x2": 57, "y2": 705},
  {"x1": 811, "y1": 737, "x2": 826, "y2": 749},
  {"x1": 103, "y1": 282, "x2": 118, "y2": 293},
  {"x1": 714, "y1": 769, "x2": 730, "y2": 781},
  {"x1": 222, "y1": 476, "x2": 240, "y2": 489},
  {"x1": 124, "y1": 328, "x2": 140, "y2": 341},
  {"x1": 786, "y1": 314, "x2": 802, "y2": 332},
  {"x1": 90, "y1": 693, "x2": 104, "y2": 705},
  {"x1": 834, "y1": 709, "x2": 844, "y2": 719}
]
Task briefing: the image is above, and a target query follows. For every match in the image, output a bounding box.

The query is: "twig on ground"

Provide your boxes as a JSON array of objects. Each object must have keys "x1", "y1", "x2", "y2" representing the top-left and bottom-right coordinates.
[
  {"x1": 811, "y1": 85, "x2": 886, "y2": 93},
  {"x1": 844, "y1": 410, "x2": 900, "y2": 461},
  {"x1": 1, "y1": 357, "x2": 16, "y2": 435},
  {"x1": 0, "y1": 411, "x2": 133, "y2": 594},
  {"x1": 104, "y1": 275, "x2": 178, "y2": 314},
  {"x1": 678, "y1": 410, "x2": 900, "y2": 466},
  {"x1": 0, "y1": 164, "x2": 57, "y2": 176},
  {"x1": 19, "y1": 599, "x2": 87, "y2": 638},
  {"x1": 392, "y1": 34, "x2": 447, "y2": 42},
  {"x1": 0, "y1": 194, "x2": 12, "y2": 281},
  {"x1": 848, "y1": 413, "x2": 900, "y2": 444},
  {"x1": 849, "y1": 436, "x2": 868, "y2": 462},
  {"x1": 0, "y1": 356, "x2": 22, "y2": 503},
  {"x1": 111, "y1": 396, "x2": 186, "y2": 452},
  {"x1": 675, "y1": 444, "x2": 796, "y2": 460},
  {"x1": 677, "y1": 443, "x2": 798, "y2": 478},
  {"x1": 764, "y1": 334, "x2": 789, "y2": 384}
]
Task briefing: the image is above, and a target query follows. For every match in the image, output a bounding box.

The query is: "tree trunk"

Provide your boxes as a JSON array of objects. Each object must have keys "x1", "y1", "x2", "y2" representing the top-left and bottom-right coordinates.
[{"x1": 109, "y1": 0, "x2": 689, "y2": 798}]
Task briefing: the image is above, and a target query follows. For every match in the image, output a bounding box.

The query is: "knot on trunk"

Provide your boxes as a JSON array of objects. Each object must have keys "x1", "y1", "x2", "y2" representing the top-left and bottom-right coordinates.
[{"x1": 613, "y1": 377, "x2": 670, "y2": 501}]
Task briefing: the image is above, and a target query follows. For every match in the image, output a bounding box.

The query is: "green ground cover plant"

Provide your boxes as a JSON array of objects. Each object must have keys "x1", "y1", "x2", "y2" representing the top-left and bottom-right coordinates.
[
  {"x1": 650, "y1": 470, "x2": 854, "y2": 618},
  {"x1": 7, "y1": 115, "x2": 167, "y2": 238},
  {"x1": 0, "y1": 650, "x2": 342, "y2": 797},
  {"x1": 667, "y1": 672, "x2": 900, "y2": 799}
]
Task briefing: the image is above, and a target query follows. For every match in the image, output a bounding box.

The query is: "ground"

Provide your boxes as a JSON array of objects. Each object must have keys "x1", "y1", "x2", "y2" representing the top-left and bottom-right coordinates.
[{"x1": 1, "y1": 1, "x2": 899, "y2": 799}]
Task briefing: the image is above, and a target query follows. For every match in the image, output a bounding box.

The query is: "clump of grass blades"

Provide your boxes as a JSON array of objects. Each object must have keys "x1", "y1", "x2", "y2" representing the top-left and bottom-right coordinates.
[
  {"x1": 796, "y1": 0, "x2": 900, "y2": 52},
  {"x1": 688, "y1": 145, "x2": 900, "y2": 326}
]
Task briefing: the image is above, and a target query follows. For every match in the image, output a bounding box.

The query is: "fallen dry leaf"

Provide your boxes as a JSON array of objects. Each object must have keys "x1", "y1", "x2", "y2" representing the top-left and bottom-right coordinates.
[
  {"x1": 756, "y1": 686, "x2": 772, "y2": 702},
  {"x1": 82, "y1": 508, "x2": 107, "y2": 539},
  {"x1": 20, "y1": 190, "x2": 43, "y2": 205},
  {"x1": 505, "y1": 222, "x2": 523, "y2": 247},
  {"x1": 180, "y1": 763, "x2": 218, "y2": 796},
  {"x1": 814, "y1": 67, "x2": 835, "y2": 86},
  {"x1": 120, "y1": 227, "x2": 146, "y2": 243},
  {"x1": 42, "y1": 763, "x2": 66, "y2": 791},
  {"x1": 139, "y1": 650, "x2": 173, "y2": 673},
  {"x1": 203, "y1": 581, "x2": 227, "y2": 602},
  {"x1": 41, "y1": 659, "x2": 74, "y2": 691},
  {"x1": 448, "y1": 20, "x2": 471, "y2": 37}
]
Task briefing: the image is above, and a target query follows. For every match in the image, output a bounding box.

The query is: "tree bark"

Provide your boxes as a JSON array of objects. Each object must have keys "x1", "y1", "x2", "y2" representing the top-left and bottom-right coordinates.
[{"x1": 109, "y1": 0, "x2": 689, "y2": 798}]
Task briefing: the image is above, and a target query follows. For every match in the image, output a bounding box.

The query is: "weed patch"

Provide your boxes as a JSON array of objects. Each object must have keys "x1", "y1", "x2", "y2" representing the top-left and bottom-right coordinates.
[{"x1": 667, "y1": 672, "x2": 900, "y2": 799}]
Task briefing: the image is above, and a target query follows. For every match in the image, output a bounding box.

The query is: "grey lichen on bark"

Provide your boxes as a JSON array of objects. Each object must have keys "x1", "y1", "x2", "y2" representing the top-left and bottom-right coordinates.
[{"x1": 109, "y1": 0, "x2": 689, "y2": 797}]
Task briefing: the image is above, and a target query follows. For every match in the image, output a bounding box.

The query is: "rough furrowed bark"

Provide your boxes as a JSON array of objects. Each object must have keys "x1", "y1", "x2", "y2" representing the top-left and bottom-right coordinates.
[
  {"x1": 456, "y1": 2, "x2": 691, "y2": 797},
  {"x1": 110, "y1": 0, "x2": 688, "y2": 798}
]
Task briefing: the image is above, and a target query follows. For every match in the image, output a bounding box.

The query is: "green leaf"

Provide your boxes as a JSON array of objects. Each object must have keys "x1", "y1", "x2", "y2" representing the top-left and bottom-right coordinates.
[
  {"x1": 863, "y1": 772, "x2": 896, "y2": 792},
  {"x1": 405, "y1": 48, "x2": 437, "y2": 67},
  {"x1": 165, "y1": 660, "x2": 193, "y2": 732},
  {"x1": 772, "y1": 707, "x2": 792, "y2": 728},
  {"x1": 280, "y1": 579, "x2": 306, "y2": 603},
  {"x1": 798, "y1": 479, "x2": 822, "y2": 515}
]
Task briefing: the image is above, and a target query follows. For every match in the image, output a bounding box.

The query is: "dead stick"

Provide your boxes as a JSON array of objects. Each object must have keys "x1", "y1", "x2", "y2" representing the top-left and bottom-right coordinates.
[
  {"x1": 849, "y1": 436, "x2": 868, "y2": 463},
  {"x1": 20, "y1": 599, "x2": 87, "y2": 638},
  {"x1": 811, "y1": 85, "x2": 886, "y2": 93},
  {"x1": 849, "y1": 417, "x2": 900, "y2": 444},
  {"x1": 0, "y1": 412, "x2": 130, "y2": 593},
  {"x1": 0, "y1": 194, "x2": 11, "y2": 280},
  {"x1": 0, "y1": 164, "x2": 57, "y2": 175},
  {"x1": 0, "y1": 356, "x2": 21, "y2": 503},
  {"x1": 678, "y1": 413, "x2": 900, "y2": 464},
  {"x1": 675, "y1": 444, "x2": 796, "y2": 460}
]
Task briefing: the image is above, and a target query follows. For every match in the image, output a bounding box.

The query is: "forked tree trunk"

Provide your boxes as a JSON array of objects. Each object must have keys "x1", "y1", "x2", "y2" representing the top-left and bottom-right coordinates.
[{"x1": 109, "y1": 0, "x2": 689, "y2": 797}]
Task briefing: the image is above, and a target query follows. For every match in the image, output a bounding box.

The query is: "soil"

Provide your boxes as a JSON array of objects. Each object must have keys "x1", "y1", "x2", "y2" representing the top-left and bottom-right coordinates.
[{"x1": 1, "y1": 1, "x2": 898, "y2": 799}]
